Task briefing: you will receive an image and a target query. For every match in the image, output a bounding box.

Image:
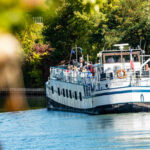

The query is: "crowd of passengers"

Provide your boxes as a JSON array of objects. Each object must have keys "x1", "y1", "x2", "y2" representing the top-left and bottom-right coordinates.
[{"x1": 66, "y1": 57, "x2": 95, "y2": 76}]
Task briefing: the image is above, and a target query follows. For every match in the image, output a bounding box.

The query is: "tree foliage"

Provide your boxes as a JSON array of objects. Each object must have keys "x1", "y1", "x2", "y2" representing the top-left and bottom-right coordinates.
[
  {"x1": 92, "y1": 0, "x2": 150, "y2": 50},
  {"x1": 15, "y1": 0, "x2": 150, "y2": 87},
  {"x1": 18, "y1": 23, "x2": 53, "y2": 87},
  {"x1": 44, "y1": 0, "x2": 150, "y2": 63},
  {"x1": 43, "y1": 0, "x2": 102, "y2": 63},
  {"x1": 0, "y1": 0, "x2": 45, "y2": 33}
]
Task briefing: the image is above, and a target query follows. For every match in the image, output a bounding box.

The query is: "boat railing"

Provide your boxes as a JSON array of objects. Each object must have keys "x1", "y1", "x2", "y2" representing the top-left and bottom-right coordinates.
[
  {"x1": 94, "y1": 69, "x2": 150, "y2": 90},
  {"x1": 49, "y1": 66, "x2": 150, "y2": 90},
  {"x1": 50, "y1": 67, "x2": 94, "y2": 85}
]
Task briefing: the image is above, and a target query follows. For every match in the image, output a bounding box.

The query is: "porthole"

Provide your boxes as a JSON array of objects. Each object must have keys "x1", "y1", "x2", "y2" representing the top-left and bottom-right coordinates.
[
  {"x1": 51, "y1": 86, "x2": 54, "y2": 94},
  {"x1": 66, "y1": 89, "x2": 68, "y2": 98},
  {"x1": 58, "y1": 88, "x2": 60, "y2": 96},
  {"x1": 79, "y1": 92, "x2": 82, "y2": 101},
  {"x1": 74, "y1": 91, "x2": 77, "y2": 100},
  {"x1": 63, "y1": 89, "x2": 65, "y2": 97},
  {"x1": 69, "y1": 90, "x2": 72, "y2": 99}
]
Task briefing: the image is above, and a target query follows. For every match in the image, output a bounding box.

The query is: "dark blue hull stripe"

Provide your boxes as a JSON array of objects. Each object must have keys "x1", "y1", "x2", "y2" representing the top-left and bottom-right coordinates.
[
  {"x1": 99, "y1": 86, "x2": 150, "y2": 92},
  {"x1": 94, "y1": 90, "x2": 150, "y2": 97},
  {"x1": 47, "y1": 97, "x2": 150, "y2": 115}
]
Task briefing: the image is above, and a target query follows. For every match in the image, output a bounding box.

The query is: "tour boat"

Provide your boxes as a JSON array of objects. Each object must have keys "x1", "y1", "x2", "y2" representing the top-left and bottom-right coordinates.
[{"x1": 46, "y1": 44, "x2": 150, "y2": 114}]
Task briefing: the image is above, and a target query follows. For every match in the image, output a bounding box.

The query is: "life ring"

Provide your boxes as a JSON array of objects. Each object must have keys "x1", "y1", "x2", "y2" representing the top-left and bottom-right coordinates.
[{"x1": 117, "y1": 69, "x2": 127, "y2": 79}]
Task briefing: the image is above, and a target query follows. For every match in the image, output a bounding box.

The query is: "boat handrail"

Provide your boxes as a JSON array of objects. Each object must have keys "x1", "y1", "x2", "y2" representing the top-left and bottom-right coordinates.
[
  {"x1": 49, "y1": 63, "x2": 150, "y2": 87},
  {"x1": 102, "y1": 48, "x2": 142, "y2": 53},
  {"x1": 140, "y1": 58, "x2": 150, "y2": 70}
]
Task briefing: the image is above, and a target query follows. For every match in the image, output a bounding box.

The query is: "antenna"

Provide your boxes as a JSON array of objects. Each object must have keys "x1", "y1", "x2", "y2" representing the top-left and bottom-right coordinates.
[
  {"x1": 69, "y1": 46, "x2": 83, "y2": 64},
  {"x1": 140, "y1": 39, "x2": 142, "y2": 48},
  {"x1": 144, "y1": 41, "x2": 146, "y2": 51},
  {"x1": 114, "y1": 43, "x2": 129, "y2": 50}
]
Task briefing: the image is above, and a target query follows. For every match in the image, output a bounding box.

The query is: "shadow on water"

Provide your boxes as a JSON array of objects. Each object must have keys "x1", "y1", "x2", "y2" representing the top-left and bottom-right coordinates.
[
  {"x1": 0, "y1": 96, "x2": 46, "y2": 112},
  {"x1": 26, "y1": 96, "x2": 46, "y2": 109}
]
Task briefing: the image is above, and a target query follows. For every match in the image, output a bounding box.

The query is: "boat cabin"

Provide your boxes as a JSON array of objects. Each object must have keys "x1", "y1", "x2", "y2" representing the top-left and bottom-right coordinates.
[{"x1": 101, "y1": 49, "x2": 142, "y2": 73}]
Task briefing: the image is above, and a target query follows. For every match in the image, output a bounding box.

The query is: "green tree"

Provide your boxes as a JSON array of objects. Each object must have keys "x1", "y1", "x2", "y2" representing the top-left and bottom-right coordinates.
[
  {"x1": 43, "y1": 0, "x2": 123, "y2": 62},
  {"x1": 43, "y1": 0, "x2": 101, "y2": 63},
  {"x1": 18, "y1": 23, "x2": 53, "y2": 87},
  {"x1": 93, "y1": 0, "x2": 150, "y2": 51}
]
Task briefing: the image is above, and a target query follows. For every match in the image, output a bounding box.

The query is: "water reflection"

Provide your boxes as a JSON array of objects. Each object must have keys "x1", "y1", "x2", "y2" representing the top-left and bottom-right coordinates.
[
  {"x1": 0, "y1": 96, "x2": 46, "y2": 112},
  {"x1": 26, "y1": 96, "x2": 46, "y2": 109},
  {"x1": 1, "y1": 110, "x2": 150, "y2": 149},
  {"x1": 85, "y1": 113, "x2": 150, "y2": 149}
]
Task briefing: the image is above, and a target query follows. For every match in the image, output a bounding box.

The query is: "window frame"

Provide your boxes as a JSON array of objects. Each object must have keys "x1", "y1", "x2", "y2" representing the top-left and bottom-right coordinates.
[
  {"x1": 79, "y1": 92, "x2": 82, "y2": 101},
  {"x1": 74, "y1": 91, "x2": 77, "y2": 100},
  {"x1": 66, "y1": 89, "x2": 68, "y2": 98},
  {"x1": 63, "y1": 89, "x2": 65, "y2": 97},
  {"x1": 51, "y1": 86, "x2": 54, "y2": 94},
  {"x1": 69, "y1": 90, "x2": 72, "y2": 99},
  {"x1": 103, "y1": 52, "x2": 140, "y2": 64},
  {"x1": 58, "y1": 88, "x2": 60, "y2": 96}
]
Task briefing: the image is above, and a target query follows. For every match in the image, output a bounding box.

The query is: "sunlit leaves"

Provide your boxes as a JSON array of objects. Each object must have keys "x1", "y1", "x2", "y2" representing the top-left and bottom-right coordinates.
[{"x1": 0, "y1": 0, "x2": 45, "y2": 33}]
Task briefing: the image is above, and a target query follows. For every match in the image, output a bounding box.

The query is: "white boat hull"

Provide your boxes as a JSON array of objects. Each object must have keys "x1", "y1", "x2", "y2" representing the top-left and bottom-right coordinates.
[{"x1": 47, "y1": 85, "x2": 150, "y2": 115}]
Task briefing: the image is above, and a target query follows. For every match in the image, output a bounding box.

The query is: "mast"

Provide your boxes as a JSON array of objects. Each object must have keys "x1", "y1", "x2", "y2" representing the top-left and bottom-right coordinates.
[
  {"x1": 87, "y1": 54, "x2": 89, "y2": 64},
  {"x1": 69, "y1": 49, "x2": 72, "y2": 64},
  {"x1": 70, "y1": 46, "x2": 83, "y2": 64},
  {"x1": 76, "y1": 45, "x2": 78, "y2": 62}
]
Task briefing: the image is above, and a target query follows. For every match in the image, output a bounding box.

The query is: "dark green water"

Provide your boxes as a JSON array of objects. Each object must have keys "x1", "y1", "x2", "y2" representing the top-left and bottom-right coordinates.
[
  {"x1": 0, "y1": 96, "x2": 46, "y2": 112},
  {"x1": 26, "y1": 96, "x2": 46, "y2": 109}
]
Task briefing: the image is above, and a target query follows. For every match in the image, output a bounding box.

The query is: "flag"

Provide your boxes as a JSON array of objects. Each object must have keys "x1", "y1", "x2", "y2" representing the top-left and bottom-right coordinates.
[
  {"x1": 130, "y1": 48, "x2": 134, "y2": 70},
  {"x1": 71, "y1": 49, "x2": 75, "y2": 54},
  {"x1": 80, "y1": 48, "x2": 83, "y2": 52}
]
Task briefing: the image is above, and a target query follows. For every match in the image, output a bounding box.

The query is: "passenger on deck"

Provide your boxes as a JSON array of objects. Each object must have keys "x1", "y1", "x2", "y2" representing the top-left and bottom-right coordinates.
[
  {"x1": 107, "y1": 57, "x2": 115, "y2": 63},
  {"x1": 67, "y1": 65, "x2": 70, "y2": 72},
  {"x1": 88, "y1": 61, "x2": 95, "y2": 76},
  {"x1": 79, "y1": 57, "x2": 85, "y2": 68}
]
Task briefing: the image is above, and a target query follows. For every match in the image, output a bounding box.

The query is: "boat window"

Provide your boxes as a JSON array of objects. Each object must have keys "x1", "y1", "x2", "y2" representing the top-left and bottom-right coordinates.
[
  {"x1": 123, "y1": 55, "x2": 130, "y2": 62},
  {"x1": 74, "y1": 91, "x2": 77, "y2": 100},
  {"x1": 51, "y1": 86, "x2": 54, "y2": 94},
  {"x1": 69, "y1": 90, "x2": 72, "y2": 99},
  {"x1": 79, "y1": 92, "x2": 82, "y2": 101},
  {"x1": 58, "y1": 88, "x2": 60, "y2": 96},
  {"x1": 123, "y1": 54, "x2": 139, "y2": 62},
  {"x1": 100, "y1": 73, "x2": 106, "y2": 81},
  {"x1": 63, "y1": 89, "x2": 65, "y2": 97},
  {"x1": 132, "y1": 54, "x2": 139, "y2": 62},
  {"x1": 66, "y1": 89, "x2": 68, "y2": 98},
  {"x1": 105, "y1": 55, "x2": 121, "y2": 63}
]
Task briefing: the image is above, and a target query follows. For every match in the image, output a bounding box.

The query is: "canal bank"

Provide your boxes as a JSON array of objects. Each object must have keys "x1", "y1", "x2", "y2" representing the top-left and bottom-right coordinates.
[{"x1": 0, "y1": 88, "x2": 46, "y2": 112}]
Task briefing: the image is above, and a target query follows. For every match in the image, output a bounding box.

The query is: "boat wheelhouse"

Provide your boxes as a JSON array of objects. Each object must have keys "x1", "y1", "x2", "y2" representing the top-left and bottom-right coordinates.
[{"x1": 46, "y1": 44, "x2": 150, "y2": 114}]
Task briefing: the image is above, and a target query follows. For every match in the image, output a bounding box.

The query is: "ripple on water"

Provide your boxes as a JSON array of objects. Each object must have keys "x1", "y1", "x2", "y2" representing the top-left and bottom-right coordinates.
[{"x1": 0, "y1": 110, "x2": 150, "y2": 149}]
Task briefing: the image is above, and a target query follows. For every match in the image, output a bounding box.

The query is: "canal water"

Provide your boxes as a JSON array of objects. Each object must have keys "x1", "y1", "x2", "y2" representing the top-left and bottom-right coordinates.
[
  {"x1": 0, "y1": 109, "x2": 150, "y2": 150},
  {"x1": 0, "y1": 96, "x2": 46, "y2": 112}
]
